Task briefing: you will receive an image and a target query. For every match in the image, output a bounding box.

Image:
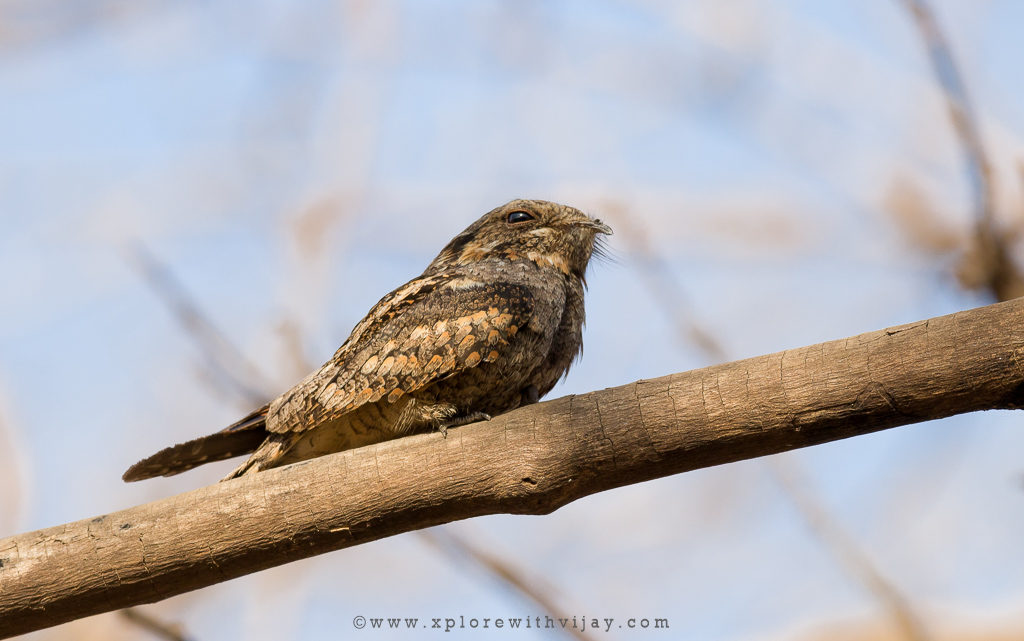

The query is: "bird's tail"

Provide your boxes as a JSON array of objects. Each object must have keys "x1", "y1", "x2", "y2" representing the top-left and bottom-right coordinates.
[{"x1": 122, "y1": 405, "x2": 270, "y2": 482}]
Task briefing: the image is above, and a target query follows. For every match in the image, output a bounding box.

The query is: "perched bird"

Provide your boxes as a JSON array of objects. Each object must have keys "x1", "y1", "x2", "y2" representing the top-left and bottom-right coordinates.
[{"x1": 123, "y1": 199, "x2": 612, "y2": 482}]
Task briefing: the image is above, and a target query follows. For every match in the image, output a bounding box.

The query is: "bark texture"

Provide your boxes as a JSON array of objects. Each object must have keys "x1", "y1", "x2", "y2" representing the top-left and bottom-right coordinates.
[{"x1": 2, "y1": 298, "x2": 1023, "y2": 638}]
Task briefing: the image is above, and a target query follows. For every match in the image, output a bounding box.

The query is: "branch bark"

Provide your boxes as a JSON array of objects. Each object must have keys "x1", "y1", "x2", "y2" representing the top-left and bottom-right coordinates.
[{"x1": 3, "y1": 298, "x2": 1024, "y2": 638}]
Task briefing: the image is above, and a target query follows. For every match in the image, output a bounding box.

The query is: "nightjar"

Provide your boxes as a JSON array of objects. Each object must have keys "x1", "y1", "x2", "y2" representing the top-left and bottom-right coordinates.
[{"x1": 124, "y1": 199, "x2": 612, "y2": 482}]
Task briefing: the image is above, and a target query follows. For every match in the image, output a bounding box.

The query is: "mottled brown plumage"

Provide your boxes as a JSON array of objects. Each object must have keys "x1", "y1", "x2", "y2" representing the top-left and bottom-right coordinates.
[{"x1": 123, "y1": 199, "x2": 611, "y2": 482}]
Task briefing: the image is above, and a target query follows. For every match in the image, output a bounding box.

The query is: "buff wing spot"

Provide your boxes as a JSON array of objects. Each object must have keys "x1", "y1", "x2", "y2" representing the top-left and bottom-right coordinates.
[
  {"x1": 457, "y1": 334, "x2": 476, "y2": 356},
  {"x1": 361, "y1": 355, "x2": 379, "y2": 375},
  {"x1": 426, "y1": 354, "x2": 444, "y2": 373}
]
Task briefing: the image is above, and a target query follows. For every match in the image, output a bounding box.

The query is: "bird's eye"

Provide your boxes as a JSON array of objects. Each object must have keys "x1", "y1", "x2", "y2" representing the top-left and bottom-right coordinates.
[{"x1": 507, "y1": 211, "x2": 534, "y2": 224}]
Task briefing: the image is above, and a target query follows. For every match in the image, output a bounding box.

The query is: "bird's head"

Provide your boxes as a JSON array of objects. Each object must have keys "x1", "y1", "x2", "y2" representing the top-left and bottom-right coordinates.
[{"x1": 427, "y1": 199, "x2": 613, "y2": 282}]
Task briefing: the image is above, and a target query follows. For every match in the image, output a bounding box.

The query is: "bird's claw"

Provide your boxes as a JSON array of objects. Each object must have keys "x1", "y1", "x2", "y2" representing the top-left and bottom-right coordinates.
[{"x1": 438, "y1": 411, "x2": 492, "y2": 436}]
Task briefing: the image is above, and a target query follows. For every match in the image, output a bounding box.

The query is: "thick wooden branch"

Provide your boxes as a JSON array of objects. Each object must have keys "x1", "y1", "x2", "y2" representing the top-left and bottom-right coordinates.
[{"x1": 3, "y1": 298, "x2": 1024, "y2": 638}]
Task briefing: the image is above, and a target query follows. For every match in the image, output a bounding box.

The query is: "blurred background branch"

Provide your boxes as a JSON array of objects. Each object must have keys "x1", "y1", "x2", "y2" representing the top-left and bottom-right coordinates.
[
  {"x1": 897, "y1": 0, "x2": 1024, "y2": 300},
  {"x1": 421, "y1": 529, "x2": 597, "y2": 641},
  {"x1": 773, "y1": 464, "x2": 930, "y2": 641},
  {"x1": 120, "y1": 608, "x2": 193, "y2": 641},
  {"x1": 127, "y1": 243, "x2": 275, "y2": 408}
]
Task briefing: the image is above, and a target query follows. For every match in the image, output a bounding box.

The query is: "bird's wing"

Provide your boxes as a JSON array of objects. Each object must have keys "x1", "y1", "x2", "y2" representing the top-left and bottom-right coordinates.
[{"x1": 267, "y1": 275, "x2": 556, "y2": 434}]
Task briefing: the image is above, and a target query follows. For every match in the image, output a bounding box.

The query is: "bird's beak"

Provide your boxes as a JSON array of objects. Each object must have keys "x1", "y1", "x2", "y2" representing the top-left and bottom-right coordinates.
[{"x1": 578, "y1": 219, "x2": 613, "y2": 235}]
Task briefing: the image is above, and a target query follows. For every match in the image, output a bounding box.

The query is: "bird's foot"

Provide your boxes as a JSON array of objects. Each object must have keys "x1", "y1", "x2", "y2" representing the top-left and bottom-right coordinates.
[{"x1": 438, "y1": 411, "x2": 492, "y2": 437}]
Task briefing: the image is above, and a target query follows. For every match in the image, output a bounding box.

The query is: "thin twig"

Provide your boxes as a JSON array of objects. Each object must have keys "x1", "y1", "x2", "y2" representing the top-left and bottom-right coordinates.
[
  {"x1": 126, "y1": 243, "x2": 273, "y2": 407},
  {"x1": 603, "y1": 200, "x2": 929, "y2": 641},
  {"x1": 900, "y1": 0, "x2": 993, "y2": 225},
  {"x1": 772, "y1": 462, "x2": 930, "y2": 641},
  {"x1": 275, "y1": 319, "x2": 315, "y2": 382},
  {"x1": 420, "y1": 530, "x2": 598, "y2": 641},
  {"x1": 601, "y1": 203, "x2": 729, "y2": 362},
  {"x1": 898, "y1": 0, "x2": 1024, "y2": 300},
  {"x1": 120, "y1": 608, "x2": 192, "y2": 641}
]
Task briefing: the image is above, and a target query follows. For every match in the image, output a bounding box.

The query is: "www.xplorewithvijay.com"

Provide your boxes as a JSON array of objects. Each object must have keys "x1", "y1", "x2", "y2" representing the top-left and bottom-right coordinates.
[{"x1": 352, "y1": 614, "x2": 670, "y2": 633}]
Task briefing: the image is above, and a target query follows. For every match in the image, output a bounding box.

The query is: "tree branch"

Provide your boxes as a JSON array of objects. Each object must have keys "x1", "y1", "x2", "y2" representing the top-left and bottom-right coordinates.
[{"x1": 3, "y1": 298, "x2": 1024, "y2": 638}]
